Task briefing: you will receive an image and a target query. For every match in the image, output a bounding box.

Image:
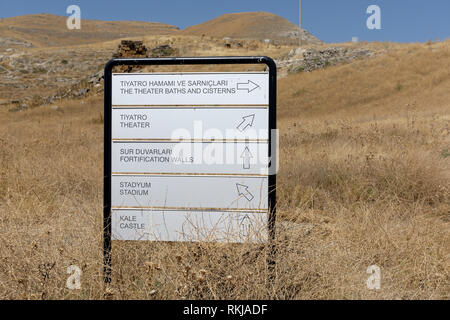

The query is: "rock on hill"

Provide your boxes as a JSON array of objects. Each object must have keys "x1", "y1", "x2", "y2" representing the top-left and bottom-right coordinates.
[
  {"x1": 0, "y1": 14, "x2": 179, "y2": 49},
  {"x1": 180, "y1": 11, "x2": 321, "y2": 45}
]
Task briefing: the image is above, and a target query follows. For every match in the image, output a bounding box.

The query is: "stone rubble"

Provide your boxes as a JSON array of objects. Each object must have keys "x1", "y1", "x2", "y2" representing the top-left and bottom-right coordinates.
[
  {"x1": 112, "y1": 40, "x2": 148, "y2": 59},
  {"x1": 6, "y1": 40, "x2": 180, "y2": 111},
  {"x1": 2, "y1": 39, "x2": 378, "y2": 111},
  {"x1": 276, "y1": 46, "x2": 376, "y2": 78},
  {"x1": 0, "y1": 37, "x2": 33, "y2": 48}
]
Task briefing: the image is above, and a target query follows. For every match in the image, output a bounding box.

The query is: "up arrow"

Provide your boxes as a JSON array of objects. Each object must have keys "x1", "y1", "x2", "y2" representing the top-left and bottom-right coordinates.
[
  {"x1": 241, "y1": 146, "x2": 253, "y2": 170},
  {"x1": 240, "y1": 214, "x2": 250, "y2": 224},
  {"x1": 237, "y1": 114, "x2": 255, "y2": 132},
  {"x1": 237, "y1": 80, "x2": 260, "y2": 93},
  {"x1": 236, "y1": 184, "x2": 254, "y2": 202}
]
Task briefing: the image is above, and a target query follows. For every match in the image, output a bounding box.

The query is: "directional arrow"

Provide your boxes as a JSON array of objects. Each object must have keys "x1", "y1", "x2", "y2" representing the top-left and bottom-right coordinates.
[
  {"x1": 241, "y1": 146, "x2": 253, "y2": 170},
  {"x1": 233, "y1": 214, "x2": 253, "y2": 237},
  {"x1": 236, "y1": 183, "x2": 254, "y2": 202},
  {"x1": 237, "y1": 114, "x2": 255, "y2": 132},
  {"x1": 237, "y1": 80, "x2": 260, "y2": 93},
  {"x1": 239, "y1": 214, "x2": 250, "y2": 225}
]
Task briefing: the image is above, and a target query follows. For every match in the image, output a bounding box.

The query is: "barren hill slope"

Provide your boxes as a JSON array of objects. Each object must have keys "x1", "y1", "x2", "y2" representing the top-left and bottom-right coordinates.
[
  {"x1": 0, "y1": 14, "x2": 178, "y2": 49},
  {"x1": 180, "y1": 11, "x2": 321, "y2": 45}
]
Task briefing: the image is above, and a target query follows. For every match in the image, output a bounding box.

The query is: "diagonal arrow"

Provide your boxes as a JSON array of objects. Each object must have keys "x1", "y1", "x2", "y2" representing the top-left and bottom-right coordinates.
[
  {"x1": 237, "y1": 114, "x2": 255, "y2": 132},
  {"x1": 237, "y1": 80, "x2": 260, "y2": 93},
  {"x1": 240, "y1": 146, "x2": 253, "y2": 170},
  {"x1": 236, "y1": 183, "x2": 254, "y2": 202}
]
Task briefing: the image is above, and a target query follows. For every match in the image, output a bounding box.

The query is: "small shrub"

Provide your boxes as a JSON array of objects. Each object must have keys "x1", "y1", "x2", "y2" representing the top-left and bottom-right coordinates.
[{"x1": 292, "y1": 66, "x2": 304, "y2": 73}]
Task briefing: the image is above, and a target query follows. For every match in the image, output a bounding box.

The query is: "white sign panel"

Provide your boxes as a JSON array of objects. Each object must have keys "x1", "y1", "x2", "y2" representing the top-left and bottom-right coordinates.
[
  {"x1": 112, "y1": 210, "x2": 268, "y2": 243},
  {"x1": 112, "y1": 141, "x2": 268, "y2": 175},
  {"x1": 112, "y1": 73, "x2": 269, "y2": 106},
  {"x1": 112, "y1": 108, "x2": 269, "y2": 140},
  {"x1": 111, "y1": 175, "x2": 268, "y2": 210},
  {"x1": 110, "y1": 72, "x2": 270, "y2": 243}
]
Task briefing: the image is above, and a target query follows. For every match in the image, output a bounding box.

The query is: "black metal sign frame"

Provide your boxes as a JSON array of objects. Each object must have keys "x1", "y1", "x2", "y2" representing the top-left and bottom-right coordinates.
[{"x1": 103, "y1": 56, "x2": 277, "y2": 284}]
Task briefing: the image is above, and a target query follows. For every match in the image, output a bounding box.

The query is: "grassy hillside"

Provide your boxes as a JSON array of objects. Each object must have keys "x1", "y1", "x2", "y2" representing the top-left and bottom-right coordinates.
[
  {"x1": 180, "y1": 11, "x2": 321, "y2": 45},
  {"x1": 0, "y1": 14, "x2": 178, "y2": 49},
  {"x1": 0, "y1": 34, "x2": 292, "y2": 104},
  {"x1": 0, "y1": 39, "x2": 448, "y2": 299}
]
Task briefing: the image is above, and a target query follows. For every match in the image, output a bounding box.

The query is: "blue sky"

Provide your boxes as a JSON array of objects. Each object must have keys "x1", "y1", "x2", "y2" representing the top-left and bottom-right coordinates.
[{"x1": 1, "y1": 0, "x2": 449, "y2": 43}]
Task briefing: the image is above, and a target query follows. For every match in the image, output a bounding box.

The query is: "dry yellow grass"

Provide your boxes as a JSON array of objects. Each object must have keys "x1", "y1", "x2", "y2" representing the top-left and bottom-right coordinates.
[
  {"x1": 180, "y1": 11, "x2": 320, "y2": 45},
  {"x1": 0, "y1": 14, "x2": 178, "y2": 48},
  {"x1": 0, "y1": 40, "x2": 448, "y2": 300}
]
